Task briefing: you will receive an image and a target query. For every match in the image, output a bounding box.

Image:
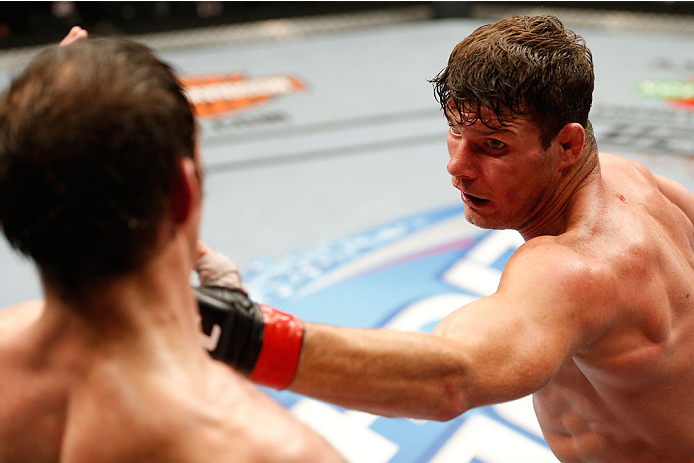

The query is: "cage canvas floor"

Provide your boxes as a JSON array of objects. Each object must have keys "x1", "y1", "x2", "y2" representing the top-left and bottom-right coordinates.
[{"x1": 2, "y1": 16, "x2": 694, "y2": 462}]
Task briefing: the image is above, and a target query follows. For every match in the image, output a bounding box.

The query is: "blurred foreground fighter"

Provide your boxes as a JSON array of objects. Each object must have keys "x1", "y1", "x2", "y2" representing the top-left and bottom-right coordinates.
[
  {"x1": 197, "y1": 15, "x2": 694, "y2": 462},
  {"x1": 0, "y1": 35, "x2": 341, "y2": 462}
]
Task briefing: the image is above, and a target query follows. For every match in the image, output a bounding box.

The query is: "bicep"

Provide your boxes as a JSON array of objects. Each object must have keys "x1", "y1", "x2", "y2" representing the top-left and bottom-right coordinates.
[{"x1": 433, "y1": 251, "x2": 593, "y2": 405}]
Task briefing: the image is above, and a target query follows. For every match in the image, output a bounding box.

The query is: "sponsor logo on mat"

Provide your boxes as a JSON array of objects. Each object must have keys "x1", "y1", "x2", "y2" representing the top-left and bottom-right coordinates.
[
  {"x1": 246, "y1": 205, "x2": 558, "y2": 462},
  {"x1": 180, "y1": 73, "x2": 306, "y2": 118},
  {"x1": 637, "y1": 78, "x2": 694, "y2": 110}
]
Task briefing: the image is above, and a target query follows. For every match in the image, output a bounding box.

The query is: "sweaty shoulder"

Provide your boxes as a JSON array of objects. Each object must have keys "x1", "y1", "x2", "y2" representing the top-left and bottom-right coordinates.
[
  {"x1": 499, "y1": 230, "x2": 618, "y2": 347},
  {"x1": 499, "y1": 236, "x2": 616, "y2": 345}
]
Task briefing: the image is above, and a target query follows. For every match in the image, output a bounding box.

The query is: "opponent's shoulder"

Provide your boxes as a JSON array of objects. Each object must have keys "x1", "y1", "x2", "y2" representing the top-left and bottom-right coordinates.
[
  {"x1": 61, "y1": 357, "x2": 208, "y2": 461},
  {"x1": 208, "y1": 363, "x2": 343, "y2": 462},
  {"x1": 62, "y1": 378, "x2": 220, "y2": 463},
  {"x1": 0, "y1": 300, "x2": 43, "y2": 333},
  {"x1": 64, "y1": 361, "x2": 340, "y2": 463}
]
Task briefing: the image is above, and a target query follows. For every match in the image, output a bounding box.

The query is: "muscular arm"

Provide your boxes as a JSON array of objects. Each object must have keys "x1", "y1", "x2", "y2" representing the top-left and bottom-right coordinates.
[
  {"x1": 293, "y1": 325, "x2": 470, "y2": 420},
  {"x1": 289, "y1": 243, "x2": 600, "y2": 421}
]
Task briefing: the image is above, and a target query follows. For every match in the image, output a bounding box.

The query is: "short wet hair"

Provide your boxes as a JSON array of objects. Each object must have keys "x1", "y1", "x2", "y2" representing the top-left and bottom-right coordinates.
[{"x1": 431, "y1": 14, "x2": 594, "y2": 149}]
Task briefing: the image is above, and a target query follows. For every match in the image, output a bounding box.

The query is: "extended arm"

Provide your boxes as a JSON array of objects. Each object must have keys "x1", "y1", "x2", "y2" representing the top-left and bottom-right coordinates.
[
  {"x1": 196, "y1": 241, "x2": 598, "y2": 421},
  {"x1": 293, "y1": 325, "x2": 470, "y2": 420},
  {"x1": 290, "y1": 243, "x2": 598, "y2": 420}
]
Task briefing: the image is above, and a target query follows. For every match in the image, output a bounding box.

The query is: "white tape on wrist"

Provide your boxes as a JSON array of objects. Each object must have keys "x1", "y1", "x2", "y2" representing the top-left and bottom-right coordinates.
[{"x1": 194, "y1": 252, "x2": 248, "y2": 294}]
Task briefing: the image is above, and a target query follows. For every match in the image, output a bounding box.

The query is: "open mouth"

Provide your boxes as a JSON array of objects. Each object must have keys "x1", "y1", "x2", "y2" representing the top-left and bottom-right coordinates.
[{"x1": 462, "y1": 192, "x2": 490, "y2": 207}]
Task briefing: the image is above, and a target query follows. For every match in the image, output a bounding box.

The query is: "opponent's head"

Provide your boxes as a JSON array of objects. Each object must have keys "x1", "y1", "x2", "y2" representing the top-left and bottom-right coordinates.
[
  {"x1": 0, "y1": 38, "x2": 198, "y2": 296},
  {"x1": 431, "y1": 14, "x2": 594, "y2": 150}
]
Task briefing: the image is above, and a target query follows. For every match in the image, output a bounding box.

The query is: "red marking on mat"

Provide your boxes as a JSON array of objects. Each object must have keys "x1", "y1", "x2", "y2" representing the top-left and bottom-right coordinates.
[
  {"x1": 673, "y1": 99, "x2": 694, "y2": 110},
  {"x1": 179, "y1": 73, "x2": 306, "y2": 119},
  {"x1": 617, "y1": 194, "x2": 626, "y2": 202}
]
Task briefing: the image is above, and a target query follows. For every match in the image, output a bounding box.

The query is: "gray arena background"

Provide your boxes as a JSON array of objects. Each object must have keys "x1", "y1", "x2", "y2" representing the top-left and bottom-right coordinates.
[
  {"x1": 1, "y1": 3, "x2": 693, "y2": 305},
  {"x1": 1, "y1": 3, "x2": 694, "y2": 461}
]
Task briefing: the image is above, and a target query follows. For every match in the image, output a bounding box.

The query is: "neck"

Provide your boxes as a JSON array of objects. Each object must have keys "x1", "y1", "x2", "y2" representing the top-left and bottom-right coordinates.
[
  {"x1": 519, "y1": 149, "x2": 600, "y2": 241},
  {"x1": 37, "y1": 233, "x2": 205, "y2": 370}
]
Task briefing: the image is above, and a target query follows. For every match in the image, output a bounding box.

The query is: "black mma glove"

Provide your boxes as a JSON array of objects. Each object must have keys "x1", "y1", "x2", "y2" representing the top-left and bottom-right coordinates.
[{"x1": 194, "y1": 242, "x2": 304, "y2": 390}]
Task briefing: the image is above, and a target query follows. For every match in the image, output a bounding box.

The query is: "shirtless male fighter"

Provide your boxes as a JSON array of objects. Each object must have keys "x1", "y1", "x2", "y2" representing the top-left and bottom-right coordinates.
[
  {"x1": 0, "y1": 34, "x2": 341, "y2": 462},
  {"x1": 196, "y1": 15, "x2": 694, "y2": 462}
]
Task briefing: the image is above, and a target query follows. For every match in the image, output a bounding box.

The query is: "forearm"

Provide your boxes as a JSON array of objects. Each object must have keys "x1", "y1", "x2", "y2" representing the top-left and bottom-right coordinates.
[
  {"x1": 192, "y1": 255, "x2": 473, "y2": 421},
  {"x1": 289, "y1": 323, "x2": 472, "y2": 421}
]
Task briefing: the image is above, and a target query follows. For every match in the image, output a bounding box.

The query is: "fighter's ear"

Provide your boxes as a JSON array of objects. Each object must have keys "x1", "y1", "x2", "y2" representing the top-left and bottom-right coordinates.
[
  {"x1": 169, "y1": 157, "x2": 199, "y2": 224},
  {"x1": 554, "y1": 123, "x2": 585, "y2": 170}
]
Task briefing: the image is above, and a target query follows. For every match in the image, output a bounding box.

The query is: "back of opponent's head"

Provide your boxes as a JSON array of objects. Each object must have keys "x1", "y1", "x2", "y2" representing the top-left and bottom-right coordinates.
[
  {"x1": 431, "y1": 14, "x2": 594, "y2": 149},
  {"x1": 0, "y1": 38, "x2": 196, "y2": 297}
]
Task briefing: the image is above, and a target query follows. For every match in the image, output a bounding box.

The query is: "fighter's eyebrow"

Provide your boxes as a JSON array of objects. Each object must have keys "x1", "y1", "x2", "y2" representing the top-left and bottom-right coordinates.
[
  {"x1": 476, "y1": 126, "x2": 517, "y2": 136},
  {"x1": 444, "y1": 111, "x2": 516, "y2": 128},
  {"x1": 445, "y1": 119, "x2": 518, "y2": 136}
]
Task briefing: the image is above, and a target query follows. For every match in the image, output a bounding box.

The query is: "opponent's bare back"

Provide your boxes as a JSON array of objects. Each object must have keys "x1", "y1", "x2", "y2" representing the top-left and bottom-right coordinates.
[
  {"x1": 0, "y1": 33, "x2": 341, "y2": 463},
  {"x1": 0, "y1": 298, "x2": 339, "y2": 463}
]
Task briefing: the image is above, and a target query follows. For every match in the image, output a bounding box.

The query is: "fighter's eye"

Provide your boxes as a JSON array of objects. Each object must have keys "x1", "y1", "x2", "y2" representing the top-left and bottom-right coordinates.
[
  {"x1": 487, "y1": 139, "x2": 506, "y2": 149},
  {"x1": 448, "y1": 123, "x2": 462, "y2": 136}
]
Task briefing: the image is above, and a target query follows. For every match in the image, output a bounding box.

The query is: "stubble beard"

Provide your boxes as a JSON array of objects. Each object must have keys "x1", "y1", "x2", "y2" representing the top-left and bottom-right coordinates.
[{"x1": 463, "y1": 207, "x2": 511, "y2": 231}]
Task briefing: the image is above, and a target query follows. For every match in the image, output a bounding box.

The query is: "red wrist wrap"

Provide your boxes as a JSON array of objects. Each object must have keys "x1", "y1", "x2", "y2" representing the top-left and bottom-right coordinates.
[{"x1": 249, "y1": 305, "x2": 304, "y2": 390}]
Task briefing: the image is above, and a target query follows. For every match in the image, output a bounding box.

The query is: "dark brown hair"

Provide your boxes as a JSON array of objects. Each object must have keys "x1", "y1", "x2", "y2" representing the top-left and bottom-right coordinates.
[
  {"x1": 431, "y1": 15, "x2": 594, "y2": 148},
  {"x1": 0, "y1": 38, "x2": 196, "y2": 295}
]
